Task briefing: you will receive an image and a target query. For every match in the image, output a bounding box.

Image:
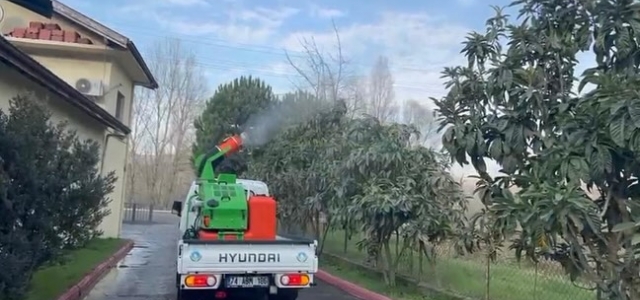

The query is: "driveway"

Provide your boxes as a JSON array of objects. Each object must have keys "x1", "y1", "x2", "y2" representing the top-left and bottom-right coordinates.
[{"x1": 84, "y1": 212, "x2": 357, "y2": 300}]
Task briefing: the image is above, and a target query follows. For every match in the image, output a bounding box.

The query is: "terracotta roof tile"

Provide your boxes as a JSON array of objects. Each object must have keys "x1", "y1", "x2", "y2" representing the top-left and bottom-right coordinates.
[{"x1": 4, "y1": 21, "x2": 93, "y2": 44}]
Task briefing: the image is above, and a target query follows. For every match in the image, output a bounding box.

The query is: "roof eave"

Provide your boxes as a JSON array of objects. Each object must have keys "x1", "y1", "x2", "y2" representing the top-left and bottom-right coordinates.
[
  {"x1": 127, "y1": 41, "x2": 158, "y2": 89},
  {"x1": 0, "y1": 37, "x2": 131, "y2": 134},
  {"x1": 52, "y1": 0, "x2": 158, "y2": 89}
]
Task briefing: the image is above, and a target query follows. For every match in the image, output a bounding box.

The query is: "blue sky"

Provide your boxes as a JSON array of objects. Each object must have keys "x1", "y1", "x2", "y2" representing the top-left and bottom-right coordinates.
[{"x1": 59, "y1": 0, "x2": 515, "y2": 106}]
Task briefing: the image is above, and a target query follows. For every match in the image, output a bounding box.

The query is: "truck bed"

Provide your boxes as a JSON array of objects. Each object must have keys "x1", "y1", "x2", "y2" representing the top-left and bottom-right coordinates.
[{"x1": 177, "y1": 235, "x2": 318, "y2": 274}]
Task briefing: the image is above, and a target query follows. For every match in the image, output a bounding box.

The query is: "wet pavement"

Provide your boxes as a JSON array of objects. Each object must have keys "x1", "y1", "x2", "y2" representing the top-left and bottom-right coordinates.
[{"x1": 84, "y1": 212, "x2": 357, "y2": 300}]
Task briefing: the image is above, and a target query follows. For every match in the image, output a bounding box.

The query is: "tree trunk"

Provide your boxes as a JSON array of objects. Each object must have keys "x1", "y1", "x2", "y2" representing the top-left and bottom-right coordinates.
[
  {"x1": 418, "y1": 243, "x2": 424, "y2": 276},
  {"x1": 485, "y1": 252, "x2": 491, "y2": 300},
  {"x1": 318, "y1": 218, "x2": 331, "y2": 255},
  {"x1": 409, "y1": 246, "x2": 414, "y2": 275},
  {"x1": 343, "y1": 226, "x2": 348, "y2": 253},
  {"x1": 382, "y1": 240, "x2": 396, "y2": 287},
  {"x1": 313, "y1": 211, "x2": 321, "y2": 240}
]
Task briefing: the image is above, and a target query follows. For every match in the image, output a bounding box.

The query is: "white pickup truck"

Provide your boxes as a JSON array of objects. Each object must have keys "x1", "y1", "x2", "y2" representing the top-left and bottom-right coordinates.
[{"x1": 171, "y1": 179, "x2": 318, "y2": 300}]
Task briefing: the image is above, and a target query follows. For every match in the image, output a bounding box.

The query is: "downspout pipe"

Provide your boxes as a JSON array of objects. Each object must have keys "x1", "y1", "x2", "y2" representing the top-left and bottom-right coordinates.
[{"x1": 100, "y1": 132, "x2": 127, "y2": 174}]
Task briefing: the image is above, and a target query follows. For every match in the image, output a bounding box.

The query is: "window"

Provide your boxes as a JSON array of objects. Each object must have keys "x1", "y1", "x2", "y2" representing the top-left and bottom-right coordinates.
[{"x1": 115, "y1": 92, "x2": 124, "y2": 120}]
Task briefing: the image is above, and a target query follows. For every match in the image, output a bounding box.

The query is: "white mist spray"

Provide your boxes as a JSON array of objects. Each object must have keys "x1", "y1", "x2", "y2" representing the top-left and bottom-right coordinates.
[{"x1": 240, "y1": 96, "x2": 331, "y2": 147}]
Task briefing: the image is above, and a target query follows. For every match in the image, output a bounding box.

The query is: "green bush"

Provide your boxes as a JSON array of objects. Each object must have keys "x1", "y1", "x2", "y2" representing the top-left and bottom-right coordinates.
[{"x1": 0, "y1": 95, "x2": 116, "y2": 300}]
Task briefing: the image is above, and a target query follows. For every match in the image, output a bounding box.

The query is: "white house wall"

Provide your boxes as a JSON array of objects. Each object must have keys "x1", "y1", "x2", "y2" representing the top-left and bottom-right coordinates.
[{"x1": 0, "y1": 61, "x2": 124, "y2": 238}]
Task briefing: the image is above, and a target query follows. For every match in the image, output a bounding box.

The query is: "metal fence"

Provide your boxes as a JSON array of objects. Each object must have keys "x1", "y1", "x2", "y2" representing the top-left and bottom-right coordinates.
[
  {"x1": 279, "y1": 222, "x2": 594, "y2": 300},
  {"x1": 122, "y1": 202, "x2": 155, "y2": 223}
]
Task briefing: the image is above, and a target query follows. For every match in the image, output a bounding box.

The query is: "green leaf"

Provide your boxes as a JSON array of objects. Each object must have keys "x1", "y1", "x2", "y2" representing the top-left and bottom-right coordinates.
[
  {"x1": 611, "y1": 222, "x2": 640, "y2": 232},
  {"x1": 489, "y1": 139, "x2": 503, "y2": 159},
  {"x1": 628, "y1": 102, "x2": 640, "y2": 128},
  {"x1": 609, "y1": 116, "x2": 627, "y2": 147},
  {"x1": 632, "y1": 234, "x2": 640, "y2": 246}
]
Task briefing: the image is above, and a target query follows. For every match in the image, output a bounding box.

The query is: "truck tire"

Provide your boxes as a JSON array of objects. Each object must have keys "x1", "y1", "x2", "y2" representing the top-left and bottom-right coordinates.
[
  {"x1": 269, "y1": 289, "x2": 299, "y2": 300},
  {"x1": 176, "y1": 288, "x2": 186, "y2": 300},
  {"x1": 176, "y1": 289, "x2": 197, "y2": 300}
]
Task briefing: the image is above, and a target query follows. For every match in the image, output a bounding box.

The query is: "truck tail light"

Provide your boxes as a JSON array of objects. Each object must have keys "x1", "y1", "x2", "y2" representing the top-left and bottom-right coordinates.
[
  {"x1": 280, "y1": 274, "x2": 310, "y2": 286},
  {"x1": 185, "y1": 274, "x2": 216, "y2": 287}
]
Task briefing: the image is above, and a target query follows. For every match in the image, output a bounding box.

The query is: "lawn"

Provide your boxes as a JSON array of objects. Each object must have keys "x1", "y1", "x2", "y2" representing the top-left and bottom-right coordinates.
[
  {"x1": 322, "y1": 256, "x2": 440, "y2": 300},
  {"x1": 321, "y1": 230, "x2": 595, "y2": 300},
  {"x1": 27, "y1": 238, "x2": 126, "y2": 300}
]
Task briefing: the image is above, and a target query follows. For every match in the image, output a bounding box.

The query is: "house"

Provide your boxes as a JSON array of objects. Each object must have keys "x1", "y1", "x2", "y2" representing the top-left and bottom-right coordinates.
[{"x1": 0, "y1": 0, "x2": 157, "y2": 237}]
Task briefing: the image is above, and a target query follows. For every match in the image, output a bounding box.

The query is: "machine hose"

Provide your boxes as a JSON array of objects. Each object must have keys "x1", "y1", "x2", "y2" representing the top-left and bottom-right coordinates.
[{"x1": 182, "y1": 194, "x2": 201, "y2": 240}]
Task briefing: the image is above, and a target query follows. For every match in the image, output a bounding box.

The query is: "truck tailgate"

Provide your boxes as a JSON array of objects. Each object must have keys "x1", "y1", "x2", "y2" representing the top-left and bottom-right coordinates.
[{"x1": 178, "y1": 238, "x2": 318, "y2": 273}]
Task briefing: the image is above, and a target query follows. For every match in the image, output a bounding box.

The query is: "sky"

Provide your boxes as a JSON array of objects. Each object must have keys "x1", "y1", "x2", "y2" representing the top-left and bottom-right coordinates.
[
  {"x1": 59, "y1": 0, "x2": 514, "y2": 106},
  {"x1": 57, "y1": 0, "x2": 593, "y2": 178}
]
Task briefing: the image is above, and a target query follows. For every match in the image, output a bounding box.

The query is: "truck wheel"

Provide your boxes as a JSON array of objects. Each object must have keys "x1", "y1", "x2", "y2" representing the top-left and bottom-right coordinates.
[{"x1": 269, "y1": 289, "x2": 299, "y2": 300}]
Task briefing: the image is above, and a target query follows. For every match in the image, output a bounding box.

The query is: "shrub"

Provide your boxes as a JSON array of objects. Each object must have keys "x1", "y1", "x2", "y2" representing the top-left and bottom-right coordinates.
[{"x1": 0, "y1": 95, "x2": 115, "y2": 300}]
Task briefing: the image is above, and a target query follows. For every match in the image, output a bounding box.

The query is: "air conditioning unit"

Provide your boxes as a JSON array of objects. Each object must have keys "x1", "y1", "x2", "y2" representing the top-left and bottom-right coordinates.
[{"x1": 74, "y1": 78, "x2": 104, "y2": 96}]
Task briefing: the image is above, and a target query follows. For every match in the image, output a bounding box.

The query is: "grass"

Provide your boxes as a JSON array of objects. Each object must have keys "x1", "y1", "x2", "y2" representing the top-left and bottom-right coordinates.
[
  {"x1": 321, "y1": 255, "x2": 439, "y2": 300},
  {"x1": 27, "y1": 238, "x2": 126, "y2": 300},
  {"x1": 321, "y1": 230, "x2": 595, "y2": 300}
]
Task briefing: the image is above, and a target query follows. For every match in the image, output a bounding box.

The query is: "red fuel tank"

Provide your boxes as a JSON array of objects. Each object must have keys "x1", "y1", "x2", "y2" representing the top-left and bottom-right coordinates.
[{"x1": 246, "y1": 195, "x2": 277, "y2": 240}]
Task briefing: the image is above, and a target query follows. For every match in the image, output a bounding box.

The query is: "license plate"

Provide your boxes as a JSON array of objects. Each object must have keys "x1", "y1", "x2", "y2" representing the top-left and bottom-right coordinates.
[{"x1": 225, "y1": 275, "x2": 270, "y2": 288}]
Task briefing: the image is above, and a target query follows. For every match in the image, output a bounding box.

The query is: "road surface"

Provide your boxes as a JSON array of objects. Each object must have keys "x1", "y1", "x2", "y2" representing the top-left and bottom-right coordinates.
[{"x1": 84, "y1": 212, "x2": 357, "y2": 300}]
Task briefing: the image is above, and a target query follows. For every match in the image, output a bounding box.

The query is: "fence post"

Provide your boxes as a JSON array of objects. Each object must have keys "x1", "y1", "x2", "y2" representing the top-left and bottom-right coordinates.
[
  {"x1": 409, "y1": 249, "x2": 414, "y2": 275},
  {"x1": 148, "y1": 204, "x2": 154, "y2": 222},
  {"x1": 418, "y1": 243, "x2": 424, "y2": 276},
  {"x1": 132, "y1": 203, "x2": 137, "y2": 223}
]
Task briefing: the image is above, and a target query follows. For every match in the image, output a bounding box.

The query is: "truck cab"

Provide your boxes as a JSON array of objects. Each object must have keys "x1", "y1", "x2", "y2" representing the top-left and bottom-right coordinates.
[{"x1": 171, "y1": 180, "x2": 317, "y2": 300}]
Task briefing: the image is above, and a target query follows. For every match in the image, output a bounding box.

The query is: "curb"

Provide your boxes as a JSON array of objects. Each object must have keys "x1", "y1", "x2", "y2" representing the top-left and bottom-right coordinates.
[
  {"x1": 316, "y1": 269, "x2": 393, "y2": 300},
  {"x1": 57, "y1": 240, "x2": 134, "y2": 300}
]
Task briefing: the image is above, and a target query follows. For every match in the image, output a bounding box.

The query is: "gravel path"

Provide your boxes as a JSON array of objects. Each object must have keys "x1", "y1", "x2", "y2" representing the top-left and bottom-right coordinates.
[{"x1": 83, "y1": 212, "x2": 357, "y2": 300}]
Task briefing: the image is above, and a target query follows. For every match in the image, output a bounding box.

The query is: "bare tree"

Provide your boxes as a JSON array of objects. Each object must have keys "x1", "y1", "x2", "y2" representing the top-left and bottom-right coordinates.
[
  {"x1": 343, "y1": 75, "x2": 368, "y2": 118},
  {"x1": 128, "y1": 38, "x2": 208, "y2": 208},
  {"x1": 285, "y1": 20, "x2": 351, "y2": 105},
  {"x1": 128, "y1": 75, "x2": 152, "y2": 205},
  {"x1": 367, "y1": 56, "x2": 397, "y2": 123},
  {"x1": 401, "y1": 99, "x2": 438, "y2": 147}
]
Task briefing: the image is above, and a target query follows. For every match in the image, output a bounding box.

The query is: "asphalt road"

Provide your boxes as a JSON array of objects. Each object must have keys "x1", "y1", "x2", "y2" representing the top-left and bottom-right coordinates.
[{"x1": 84, "y1": 212, "x2": 357, "y2": 300}]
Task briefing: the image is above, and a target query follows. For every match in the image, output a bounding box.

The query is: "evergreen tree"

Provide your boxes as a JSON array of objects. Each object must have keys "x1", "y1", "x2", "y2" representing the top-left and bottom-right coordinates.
[{"x1": 192, "y1": 76, "x2": 276, "y2": 174}]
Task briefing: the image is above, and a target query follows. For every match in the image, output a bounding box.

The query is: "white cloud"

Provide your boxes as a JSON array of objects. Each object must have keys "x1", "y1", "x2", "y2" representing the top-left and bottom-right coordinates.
[
  {"x1": 129, "y1": 5, "x2": 299, "y2": 44},
  {"x1": 308, "y1": 5, "x2": 346, "y2": 19},
  {"x1": 278, "y1": 12, "x2": 469, "y2": 103},
  {"x1": 234, "y1": 7, "x2": 300, "y2": 25},
  {"x1": 118, "y1": 0, "x2": 210, "y2": 14},
  {"x1": 317, "y1": 8, "x2": 345, "y2": 18},
  {"x1": 170, "y1": 22, "x2": 275, "y2": 43},
  {"x1": 268, "y1": 62, "x2": 295, "y2": 76}
]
